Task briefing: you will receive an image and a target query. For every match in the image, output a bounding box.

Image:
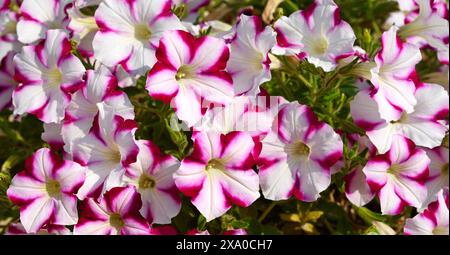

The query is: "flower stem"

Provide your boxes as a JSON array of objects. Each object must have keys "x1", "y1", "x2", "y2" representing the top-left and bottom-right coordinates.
[{"x1": 258, "y1": 202, "x2": 278, "y2": 223}]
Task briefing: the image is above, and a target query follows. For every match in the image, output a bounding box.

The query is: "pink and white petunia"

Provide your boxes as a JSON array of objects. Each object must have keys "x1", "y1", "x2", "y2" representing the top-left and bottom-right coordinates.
[
  {"x1": 272, "y1": 1, "x2": 356, "y2": 72},
  {"x1": 404, "y1": 188, "x2": 449, "y2": 235},
  {"x1": 258, "y1": 101, "x2": 343, "y2": 202},
  {"x1": 369, "y1": 26, "x2": 422, "y2": 122},
  {"x1": 0, "y1": 52, "x2": 16, "y2": 111},
  {"x1": 398, "y1": 0, "x2": 449, "y2": 57},
  {"x1": 16, "y1": 0, "x2": 71, "y2": 44},
  {"x1": 351, "y1": 83, "x2": 449, "y2": 154},
  {"x1": 0, "y1": 10, "x2": 21, "y2": 60},
  {"x1": 69, "y1": 106, "x2": 139, "y2": 200},
  {"x1": 174, "y1": 131, "x2": 260, "y2": 222},
  {"x1": 42, "y1": 123, "x2": 64, "y2": 150},
  {"x1": 172, "y1": 0, "x2": 210, "y2": 22},
  {"x1": 12, "y1": 29, "x2": 85, "y2": 123},
  {"x1": 62, "y1": 65, "x2": 134, "y2": 153},
  {"x1": 0, "y1": 0, "x2": 10, "y2": 11},
  {"x1": 6, "y1": 148, "x2": 86, "y2": 233},
  {"x1": 76, "y1": 0, "x2": 103, "y2": 8},
  {"x1": 73, "y1": 186, "x2": 151, "y2": 235},
  {"x1": 123, "y1": 140, "x2": 181, "y2": 224},
  {"x1": 363, "y1": 135, "x2": 429, "y2": 215},
  {"x1": 93, "y1": 0, "x2": 184, "y2": 78},
  {"x1": 67, "y1": 4, "x2": 99, "y2": 57},
  {"x1": 6, "y1": 222, "x2": 71, "y2": 235},
  {"x1": 146, "y1": 30, "x2": 234, "y2": 127},
  {"x1": 422, "y1": 147, "x2": 449, "y2": 210},
  {"x1": 227, "y1": 15, "x2": 276, "y2": 95}
]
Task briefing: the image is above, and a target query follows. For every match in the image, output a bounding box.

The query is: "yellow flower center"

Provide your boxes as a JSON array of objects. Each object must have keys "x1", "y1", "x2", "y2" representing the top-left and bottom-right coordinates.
[
  {"x1": 134, "y1": 24, "x2": 152, "y2": 41},
  {"x1": 286, "y1": 141, "x2": 311, "y2": 157},
  {"x1": 138, "y1": 174, "x2": 156, "y2": 190},
  {"x1": 175, "y1": 65, "x2": 192, "y2": 80},
  {"x1": 206, "y1": 159, "x2": 225, "y2": 171},
  {"x1": 45, "y1": 179, "x2": 61, "y2": 197},
  {"x1": 442, "y1": 163, "x2": 449, "y2": 175},
  {"x1": 109, "y1": 213, "x2": 125, "y2": 229},
  {"x1": 46, "y1": 68, "x2": 63, "y2": 87},
  {"x1": 312, "y1": 36, "x2": 329, "y2": 55}
]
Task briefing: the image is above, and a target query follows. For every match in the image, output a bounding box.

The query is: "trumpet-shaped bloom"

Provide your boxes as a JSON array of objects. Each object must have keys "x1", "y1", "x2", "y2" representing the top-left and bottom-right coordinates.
[
  {"x1": 0, "y1": 52, "x2": 16, "y2": 110},
  {"x1": 16, "y1": 0, "x2": 71, "y2": 44},
  {"x1": 0, "y1": 11, "x2": 21, "y2": 60},
  {"x1": 146, "y1": 30, "x2": 234, "y2": 127},
  {"x1": 7, "y1": 148, "x2": 86, "y2": 233},
  {"x1": 399, "y1": 0, "x2": 449, "y2": 56},
  {"x1": 173, "y1": 0, "x2": 210, "y2": 22},
  {"x1": 62, "y1": 65, "x2": 135, "y2": 153},
  {"x1": 74, "y1": 186, "x2": 151, "y2": 235},
  {"x1": 12, "y1": 30, "x2": 85, "y2": 123},
  {"x1": 273, "y1": 2, "x2": 355, "y2": 72},
  {"x1": 123, "y1": 140, "x2": 181, "y2": 224},
  {"x1": 370, "y1": 26, "x2": 422, "y2": 122},
  {"x1": 93, "y1": 0, "x2": 184, "y2": 77},
  {"x1": 227, "y1": 15, "x2": 276, "y2": 95},
  {"x1": 174, "y1": 131, "x2": 260, "y2": 222},
  {"x1": 70, "y1": 107, "x2": 139, "y2": 199},
  {"x1": 422, "y1": 147, "x2": 449, "y2": 210},
  {"x1": 404, "y1": 188, "x2": 449, "y2": 235},
  {"x1": 258, "y1": 102, "x2": 343, "y2": 201},
  {"x1": 42, "y1": 122, "x2": 64, "y2": 150},
  {"x1": 363, "y1": 135, "x2": 429, "y2": 215},
  {"x1": 351, "y1": 83, "x2": 449, "y2": 154}
]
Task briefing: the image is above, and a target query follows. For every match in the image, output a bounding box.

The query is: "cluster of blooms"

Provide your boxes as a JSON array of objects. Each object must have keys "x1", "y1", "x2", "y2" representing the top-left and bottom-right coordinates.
[{"x1": 0, "y1": 0, "x2": 448, "y2": 235}]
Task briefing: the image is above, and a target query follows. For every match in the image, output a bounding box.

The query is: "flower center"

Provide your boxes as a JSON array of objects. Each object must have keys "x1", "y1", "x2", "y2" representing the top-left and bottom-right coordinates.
[
  {"x1": 109, "y1": 213, "x2": 125, "y2": 229},
  {"x1": 2, "y1": 20, "x2": 17, "y2": 34},
  {"x1": 45, "y1": 179, "x2": 61, "y2": 197},
  {"x1": 46, "y1": 21, "x2": 62, "y2": 30},
  {"x1": 206, "y1": 159, "x2": 225, "y2": 171},
  {"x1": 45, "y1": 68, "x2": 63, "y2": 87},
  {"x1": 312, "y1": 36, "x2": 329, "y2": 55},
  {"x1": 442, "y1": 163, "x2": 449, "y2": 175},
  {"x1": 138, "y1": 174, "x2": 156, "y2": 190},
  {"x1": 432, "y1": 226, "x2": 448, "y2": 235},
  {"x1": 286, "y1": 141, "x2": 311, "y2": 158},
  {"x1": 175, "y1": 65, "x2": 192, "y2": 80},
  {"x1": 105, "y1": 145, "x2": 122, "y2": 164},
  {"x1": 391, "y1": 112, "x2": 409, "y2": 124},
  {"x1": 134, "y1": 24, "x2": 152, "y2": 41},
  {"x1": 387, "y1": 164, "x2": 402, "y2": 176}
]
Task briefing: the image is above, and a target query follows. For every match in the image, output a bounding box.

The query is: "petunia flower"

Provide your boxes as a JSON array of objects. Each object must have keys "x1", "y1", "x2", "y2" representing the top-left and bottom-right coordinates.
[
  {"x1": 422, "y1": 147, "x2": 449, "y2": 210},
  {"x1": 6, "y1": 222, "x2": 71, "y2": 235},
  {"x1": 16, "y1": 0, "x2": 71, "y2": 44},
  {"x1": 363, "y1": 135, "x2": 429, "y2": 215},
  {"x1": 7, "y1": 148, "x2": 86, "y2": 233},
  {"x1": 172, "y1": 0, "x2": 210, "y2": 22},
  {"x1": 42, "y1": 123, "x2": 64, "y2": 150},
  {"x1": 351, "y1": 83, "x2": 449, "y2": 154},
  {"x1": 398, "y1": 0, "x2": 449, "y2": 58},
  {"x1": 258, "y1": 101, "x2": 343, "y2": 202},
  {"x1": 272, "y1": 1, "x2": 356, "y2": 72},
  {"x1": 122, "y1": 140, "x2": 181, "y2": 224},
  {"x1": 93, "y1": 0, "x2": 184, "y2": 78},
  {"x1": 404, "y1": 188, "x2": 449, "y2": 235},
  {"x1": 227, "y1": 15, "x2": 276, "y2": 95},
  {"x1": 174, "y1": 131, "x2": 260, "y2": 222},
  {"x1": 69, "y1": 106, "x2": 139, "y2": 199},
  {"x1": 12, "y1": 29, "x2": 85, "y2": 123},
  {"x1": 0, "y1": 10, "x2": 21, "y2": 60},
  {"x1": 0, "y1": 52, "x2": 16, "y2": 111},
  {"x1": 146, "y1": 30, "x2": 234, "y2": 127},
  {"x1": 73, "y1": 186, "x2": 151, "y2": 235},
  {"x1": 62, "y1": 65, "x2": 134, "y2": 153}
]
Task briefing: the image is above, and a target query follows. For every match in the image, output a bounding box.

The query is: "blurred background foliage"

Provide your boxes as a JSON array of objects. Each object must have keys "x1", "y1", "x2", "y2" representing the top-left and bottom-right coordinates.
[{"x1": 0, "y1": 0, "x2": 444, "y2": 234}]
